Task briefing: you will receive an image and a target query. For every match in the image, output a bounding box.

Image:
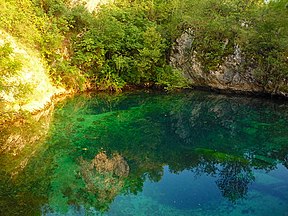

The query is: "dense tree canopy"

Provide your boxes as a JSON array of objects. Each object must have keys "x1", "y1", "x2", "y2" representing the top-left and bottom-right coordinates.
[{"x1": 0, "y1": 0, "x2": 287, "y2": 91}]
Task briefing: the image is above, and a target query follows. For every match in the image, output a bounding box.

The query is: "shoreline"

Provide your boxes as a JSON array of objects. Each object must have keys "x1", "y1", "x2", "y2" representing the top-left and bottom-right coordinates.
[{"x1": 1, "y1": 84, "x2": 288, "y2": 128}]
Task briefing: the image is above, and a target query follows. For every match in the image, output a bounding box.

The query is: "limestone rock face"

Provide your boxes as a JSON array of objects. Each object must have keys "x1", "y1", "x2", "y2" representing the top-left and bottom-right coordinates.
[
  {"x1": 170, "y1": 29, "x2": 288, "y2": 97},
  {"x1": 0, "y1": 30, "x2": 65, "y2": 116}
]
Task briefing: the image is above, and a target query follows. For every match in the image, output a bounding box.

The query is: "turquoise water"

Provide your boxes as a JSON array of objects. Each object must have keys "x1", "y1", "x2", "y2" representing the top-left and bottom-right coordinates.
[{"x1": 0, "y1": 90, "x2": 288, "y2": 215}]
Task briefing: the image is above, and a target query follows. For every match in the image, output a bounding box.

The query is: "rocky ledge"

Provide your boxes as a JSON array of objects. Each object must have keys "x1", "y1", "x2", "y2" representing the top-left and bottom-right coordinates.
[{"x1": 170, "y1": 29, "x2": 288, "y2": 98}]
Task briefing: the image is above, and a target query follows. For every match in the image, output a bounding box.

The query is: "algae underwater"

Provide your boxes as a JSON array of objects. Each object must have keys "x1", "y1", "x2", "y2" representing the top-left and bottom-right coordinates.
[{"x1": 0, "y1": 90, "x2": 288, "y2": 215}]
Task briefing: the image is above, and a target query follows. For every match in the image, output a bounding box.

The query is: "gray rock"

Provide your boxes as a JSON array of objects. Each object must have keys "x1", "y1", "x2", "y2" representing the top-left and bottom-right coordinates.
[{"x1": 170, "y1": 30, "x2": 288, "y2": 97}]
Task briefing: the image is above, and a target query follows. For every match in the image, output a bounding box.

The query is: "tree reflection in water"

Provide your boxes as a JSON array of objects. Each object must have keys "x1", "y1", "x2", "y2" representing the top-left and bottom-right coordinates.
[
  {"x1": 1, "y1": 91, "x2": 288, "y2": 215},
  {"x1": 216, "y1": 162, "x2": 255, "y2": 203}
]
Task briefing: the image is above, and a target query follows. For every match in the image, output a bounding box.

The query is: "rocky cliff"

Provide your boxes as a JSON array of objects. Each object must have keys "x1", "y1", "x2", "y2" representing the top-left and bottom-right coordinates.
[{"x1": 170, "y1": 29, "x2": 288, "y2": 97}]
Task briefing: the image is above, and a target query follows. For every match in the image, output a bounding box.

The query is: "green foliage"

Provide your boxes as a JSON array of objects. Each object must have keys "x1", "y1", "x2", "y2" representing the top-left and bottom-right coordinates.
[
  {"x1": 0, "y1": 0, "x2": 42, "y2": 47},
  {"x1": 49, "y1": 60, "x2": 87, "y2": 90},
  {"x1": 155, "y1": 66, "x2": 189, "y2": 90},
  {"x1": 0, "y1": 42, "x2": 35, "y2": 106},
  {"x1": 172, "y1": 0, "x2": 253, "y2": 72},
  {"x1": 0, "y1": 43, "x2": 22, "y2": 77},
  {"x1": 71, "y1": 3, "x2": 173, "y2": 89},
  {"x1": 0, "y1": 42, "x2": 22, "y2": 92},
  {"x1": 241, "y1": 0, "x2": 288, "y2": 87},
  {"x1": 0, "y1": 0, "x2": 287, "y2": 92}
]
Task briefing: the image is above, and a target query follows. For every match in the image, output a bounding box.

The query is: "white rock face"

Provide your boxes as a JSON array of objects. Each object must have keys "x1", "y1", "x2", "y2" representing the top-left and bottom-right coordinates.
[{"x1": 0, "y1": 30, "x2": 65, "y2": 114}]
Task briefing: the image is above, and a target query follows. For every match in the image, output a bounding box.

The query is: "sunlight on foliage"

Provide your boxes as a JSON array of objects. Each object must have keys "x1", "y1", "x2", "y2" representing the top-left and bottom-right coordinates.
[{"x1": 0, "y1": 0, "x2": 287, "y2": 114}]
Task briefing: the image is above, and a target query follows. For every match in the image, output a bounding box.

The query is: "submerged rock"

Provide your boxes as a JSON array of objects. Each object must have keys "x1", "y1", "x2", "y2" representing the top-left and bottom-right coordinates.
[
  {"x1": 79, "y1": 152, "x2": 129, "y2": 210},
  {"x1": 90, "y1": 152, "x2": 130, "y2": 177}
]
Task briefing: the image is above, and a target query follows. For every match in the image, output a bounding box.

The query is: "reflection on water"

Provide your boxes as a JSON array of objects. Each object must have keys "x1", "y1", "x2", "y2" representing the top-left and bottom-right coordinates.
[
  {"x1": 216, "y1": 162, "x2": 255, "y2": 203},
  {"x1": 78, "y1": 152, "x2": 129, "y2": 211},
  {"x1": 0, "y1": 105, "x2": 54, "y2": 215},
  {"x1": 1, "y1": 91, "x2": 288, "y2": 215}
]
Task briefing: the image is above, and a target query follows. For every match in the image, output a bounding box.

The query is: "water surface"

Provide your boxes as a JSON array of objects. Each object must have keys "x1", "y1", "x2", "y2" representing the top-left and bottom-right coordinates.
[{"x1": 1, "y1": 91, "x2": 288, "y2": 215}]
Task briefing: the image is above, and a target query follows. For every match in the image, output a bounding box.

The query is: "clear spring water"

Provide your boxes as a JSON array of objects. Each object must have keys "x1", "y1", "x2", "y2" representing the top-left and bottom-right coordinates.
[{"x1": 0, "y1": 90, "x2": 288, "y2": 216}]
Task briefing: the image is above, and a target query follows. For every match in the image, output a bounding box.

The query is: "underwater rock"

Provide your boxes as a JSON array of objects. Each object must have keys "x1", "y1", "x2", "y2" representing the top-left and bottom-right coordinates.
[
  {"x1": 90, "y1": 152, "x2": 129, "y2": 177},
  {"x1": 79, "y1": 152, "x2": 130, "y2": 210}
]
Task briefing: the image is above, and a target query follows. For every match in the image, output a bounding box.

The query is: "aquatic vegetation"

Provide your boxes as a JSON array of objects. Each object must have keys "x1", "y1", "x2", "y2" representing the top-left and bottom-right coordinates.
[{"x1": 0, "y1": 91, "x2": 288, "y2": 215}]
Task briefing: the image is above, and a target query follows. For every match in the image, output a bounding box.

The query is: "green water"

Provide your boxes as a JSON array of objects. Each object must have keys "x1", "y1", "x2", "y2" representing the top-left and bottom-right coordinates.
[{"x1": 1, "y1": 90, "x2": 288, "y2": 216}]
